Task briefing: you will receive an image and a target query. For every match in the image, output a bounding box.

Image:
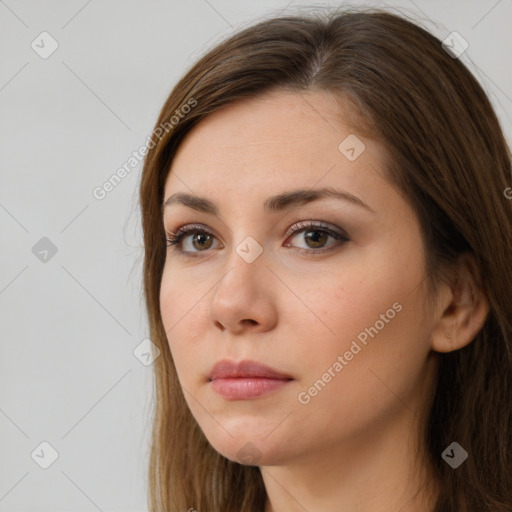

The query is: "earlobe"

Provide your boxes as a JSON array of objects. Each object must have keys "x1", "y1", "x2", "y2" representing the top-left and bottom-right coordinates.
[{"x1": 430, "y1": 254, "x2": 490, "y2": 354}]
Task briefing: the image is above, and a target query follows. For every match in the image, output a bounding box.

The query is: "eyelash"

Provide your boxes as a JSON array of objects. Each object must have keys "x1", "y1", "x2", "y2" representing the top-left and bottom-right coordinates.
[{"x1": 165, "y1": 221, "x2": 350, "y2": 258}]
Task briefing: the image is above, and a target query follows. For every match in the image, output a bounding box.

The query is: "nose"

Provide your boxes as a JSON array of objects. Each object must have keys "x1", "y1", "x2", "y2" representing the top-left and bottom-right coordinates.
[{"x1": 209, "y1": 246, "x2": 278, "y2": 335}]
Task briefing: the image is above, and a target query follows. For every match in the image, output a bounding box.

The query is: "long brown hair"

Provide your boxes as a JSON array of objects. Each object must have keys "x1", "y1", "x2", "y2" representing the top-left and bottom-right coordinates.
[{"x1": 139, "y1": 6, "x2": 512, "y2": 511}]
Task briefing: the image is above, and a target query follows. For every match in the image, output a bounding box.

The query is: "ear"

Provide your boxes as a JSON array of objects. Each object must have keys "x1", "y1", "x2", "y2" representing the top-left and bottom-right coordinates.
[{"x1": 431, "y1": 253, "x2": 490, "y2": 353}]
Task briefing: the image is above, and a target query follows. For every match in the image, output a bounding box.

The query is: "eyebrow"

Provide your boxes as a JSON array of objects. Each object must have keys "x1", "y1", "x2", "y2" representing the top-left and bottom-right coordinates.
[{"x1": 162, "y1": 187, "x2": 376, "y2": 215}]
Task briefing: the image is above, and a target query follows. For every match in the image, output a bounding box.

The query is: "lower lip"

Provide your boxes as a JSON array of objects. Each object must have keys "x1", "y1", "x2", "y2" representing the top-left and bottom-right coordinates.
[{"x1": 211, "y1": 377, "x2": 292, "y2": 399}]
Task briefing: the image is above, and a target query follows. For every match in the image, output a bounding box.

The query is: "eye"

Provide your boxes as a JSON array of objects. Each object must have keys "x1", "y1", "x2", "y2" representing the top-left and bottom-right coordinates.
[
  {"x1": 165, "y1": 224, "x2": 220, "y2": 256},
  {"x1": 283, "y1": 220, "x2": 349, "y2": 255},
  {"x1": 165, "y1": 221, "x2": 349, "y2": 257}
]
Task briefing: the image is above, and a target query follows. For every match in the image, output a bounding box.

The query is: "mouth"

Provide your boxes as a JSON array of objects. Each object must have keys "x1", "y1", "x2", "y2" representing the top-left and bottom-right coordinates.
[{"x1": 208, "y1": 359, "x2": 293, "y2": 400}]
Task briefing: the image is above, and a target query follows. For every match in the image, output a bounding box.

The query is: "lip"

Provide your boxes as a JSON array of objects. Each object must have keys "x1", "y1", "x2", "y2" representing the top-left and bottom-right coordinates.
[
  {"x1": 209, "y1": 359, "x2": 292, "y2": 380},
  {"x1": 209, "y1": 359, "x2": 293, "y2": 400}
]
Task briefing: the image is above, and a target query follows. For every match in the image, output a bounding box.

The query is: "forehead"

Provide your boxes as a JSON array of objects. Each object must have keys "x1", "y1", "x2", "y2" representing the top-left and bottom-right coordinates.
[{"x1": 163, "y1": 90, "x2": 390, "y2": 209}]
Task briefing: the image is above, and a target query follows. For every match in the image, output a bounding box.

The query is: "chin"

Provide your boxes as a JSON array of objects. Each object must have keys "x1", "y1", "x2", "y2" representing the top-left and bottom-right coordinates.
[{"x1": 201, "y1": 424, "x2": 291, "y2": 466}]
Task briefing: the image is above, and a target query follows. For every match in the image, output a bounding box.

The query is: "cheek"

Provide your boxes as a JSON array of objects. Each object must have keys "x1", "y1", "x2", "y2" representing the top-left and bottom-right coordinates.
[
  {"x1": 159, "y1": 269, "x2": 206, "y2": 378},
  {"x1": 291, "y1": 264, "x2": 399, "y2": 349},
  {"x1": 292, "y1": 297, "x2": 429, "y2": 441},
  {"x1": 159, "y1": 261, "x2": 204, "y2": 328},
  {"x1": 291, "y1": 248, "x2": 428, "y2": 382}
]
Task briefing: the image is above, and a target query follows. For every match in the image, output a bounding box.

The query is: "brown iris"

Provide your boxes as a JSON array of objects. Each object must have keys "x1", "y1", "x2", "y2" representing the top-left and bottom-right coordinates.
[
  {"x1": 303, "y1": 229, "x2": 328, "y2": 248},
  {"x1": 192, "y1": 232, "x2": 213, "y2": 250}
]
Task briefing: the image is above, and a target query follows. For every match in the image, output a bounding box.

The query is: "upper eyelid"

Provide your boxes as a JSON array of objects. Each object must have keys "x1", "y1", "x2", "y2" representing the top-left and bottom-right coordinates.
[
  {"x1": 286, "y1": 220, "x2": 346, "y2": 235},
  {"x1": 167, "y1": 220, "x2": 343, "y2": 235},
  {"x1": 165, "y1": 221, "x2": 348, "y2": 244}
]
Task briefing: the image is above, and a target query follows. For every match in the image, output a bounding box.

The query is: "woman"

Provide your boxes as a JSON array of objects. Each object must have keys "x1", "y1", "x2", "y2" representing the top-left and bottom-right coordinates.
[{"x1": 139, "y1": 6, "x2": 512, "y2": 511}]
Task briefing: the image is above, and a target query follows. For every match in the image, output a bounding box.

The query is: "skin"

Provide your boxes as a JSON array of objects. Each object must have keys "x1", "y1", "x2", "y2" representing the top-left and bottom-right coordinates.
[{"x1": 159, "y1": 89, "x2": 489, "y2": 512}]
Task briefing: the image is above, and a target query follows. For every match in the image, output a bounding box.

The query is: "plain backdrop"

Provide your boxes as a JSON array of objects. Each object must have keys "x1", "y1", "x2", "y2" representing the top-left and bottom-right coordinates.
[{"x1": 0, "y1": 0, "x2": 511, "y2": 510}]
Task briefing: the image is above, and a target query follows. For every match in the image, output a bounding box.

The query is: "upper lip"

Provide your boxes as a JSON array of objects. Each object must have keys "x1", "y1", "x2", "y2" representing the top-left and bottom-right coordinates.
[{"x1": 209, "y1": 359, "x2": 293, "y2": 380}]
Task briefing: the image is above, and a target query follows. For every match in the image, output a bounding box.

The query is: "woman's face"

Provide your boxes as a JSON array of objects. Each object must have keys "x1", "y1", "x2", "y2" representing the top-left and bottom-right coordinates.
[{"x1": 160, "y1": 89, "x2": 440, "y2": 466}]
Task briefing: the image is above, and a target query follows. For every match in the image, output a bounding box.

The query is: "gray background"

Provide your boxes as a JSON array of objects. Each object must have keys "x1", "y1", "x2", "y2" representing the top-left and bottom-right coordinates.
[{"x1": 1, "y1": 0, "x2": 510, "y2": 510}]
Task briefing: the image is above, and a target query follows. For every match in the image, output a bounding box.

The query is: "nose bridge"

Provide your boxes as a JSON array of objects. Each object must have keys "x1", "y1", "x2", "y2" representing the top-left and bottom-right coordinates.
[
  {"x1": 221, "y1": 233, "x2": 267, "y2": 289},
  {"x1": 218, "y1": 206, "x2": 268, "y2": 269}
]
